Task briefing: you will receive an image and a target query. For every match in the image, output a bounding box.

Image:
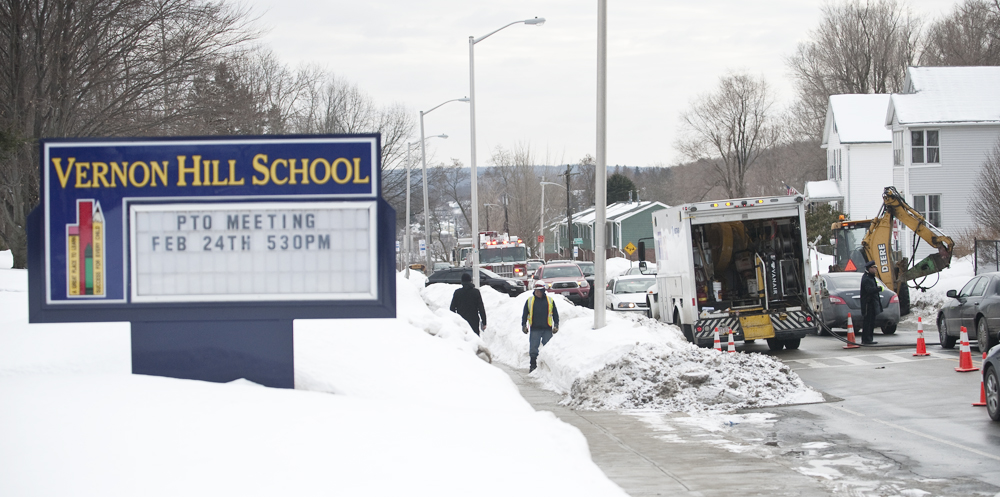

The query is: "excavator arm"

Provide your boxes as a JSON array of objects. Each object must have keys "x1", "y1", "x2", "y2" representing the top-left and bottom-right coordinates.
[{"x1": 861, "y1": 186, "x2": 954, "y2": 294}]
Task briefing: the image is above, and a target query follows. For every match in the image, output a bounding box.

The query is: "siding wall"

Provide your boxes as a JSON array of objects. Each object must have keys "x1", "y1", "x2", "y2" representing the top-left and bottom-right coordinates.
[
  {"x1": 845, "y1": 143, "x2": 893, "y2": 220},
  {"x1": 896, "y1": 123, "x2": 1000, "y2": 260}
]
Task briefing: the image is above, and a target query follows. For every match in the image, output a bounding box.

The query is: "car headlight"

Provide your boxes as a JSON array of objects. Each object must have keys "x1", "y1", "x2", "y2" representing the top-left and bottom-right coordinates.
[
  {"x1": 578, "y1": 280, "x2": 588, "y2": 287},
  {"x1": 545, "y1": 282, "x2": 553, "y2": 288},
  {"x1": 617, "y1": 302, "x2": 636, "y2": 308}
]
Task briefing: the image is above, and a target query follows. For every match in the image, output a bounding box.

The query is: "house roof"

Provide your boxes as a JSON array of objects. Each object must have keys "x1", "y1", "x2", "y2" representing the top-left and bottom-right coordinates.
[
  {"x1": 888, "y1": 66, "x2": 1000, "y2": 126},
  {"x1": 805, "y1": 180, "x2": 843, "y2": 202},
  {"x1": 823, "y1": 94, "x2": 892, "y2": 145},
  {"x1": 552, "y1": 201, "x2": 669, "y2": 227}
]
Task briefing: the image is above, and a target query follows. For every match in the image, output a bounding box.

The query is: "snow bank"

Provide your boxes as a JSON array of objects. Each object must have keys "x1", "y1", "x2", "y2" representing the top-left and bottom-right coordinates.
[
  {"x1": 907, "y1": 255, "x2": 975, "y2": 322},
  {"x1": 0, "y1": 264, "x2": 626, "y2": 497},
  {"x1": 421, "y1": 280, "x2": 823, "y2": 413}
]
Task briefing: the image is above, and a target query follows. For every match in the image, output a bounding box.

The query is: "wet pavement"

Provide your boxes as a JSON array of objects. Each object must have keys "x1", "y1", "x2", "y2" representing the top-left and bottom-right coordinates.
[{"x1": 498, "y1": 324, "x2": 1000, "y2": 496}]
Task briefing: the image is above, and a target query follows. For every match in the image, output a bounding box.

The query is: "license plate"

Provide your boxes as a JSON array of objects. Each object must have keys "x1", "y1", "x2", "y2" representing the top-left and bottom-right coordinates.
[
  {"x1": 562, "y1": 291, "x2": 570, "y2": 295},
  {"x1": 740, "y1": 314, "x2": 775, "y2": 340}
]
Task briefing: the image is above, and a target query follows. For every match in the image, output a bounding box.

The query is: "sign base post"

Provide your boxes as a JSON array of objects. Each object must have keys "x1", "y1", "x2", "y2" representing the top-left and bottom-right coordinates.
[{"x1": 131, "y1": 320, "x2": 294, "y2": 388}]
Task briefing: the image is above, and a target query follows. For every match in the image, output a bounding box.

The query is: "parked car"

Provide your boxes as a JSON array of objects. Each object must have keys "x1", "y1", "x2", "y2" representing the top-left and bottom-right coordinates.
[
  {"x1": 937, "y1": 272, "x2": 1000, "y2": 350},
  {"x1": 622, "y1": 266, "x2": 656, "y2": 276},
  {"x1": 814, "y1": 272, "x2": 900, "y2": 334},
  {"x1": 574, "y1": 261, "x2": 596, "y2": 308},
  {"x1": 531, "y1": 263, "x2": 590, "y2": 305},
  {"x1": 526, "y1": 259, "x2": 544, "y2": 278},
  {"x1": 984, "y1": 344, "x2": 1000, "y2": 421},
  {"x1": 425, "y1": 267, "x2": 526, "y2": 297},
  {"x1": 606, "y1": 275, "x2": 656, "y2": 312}
]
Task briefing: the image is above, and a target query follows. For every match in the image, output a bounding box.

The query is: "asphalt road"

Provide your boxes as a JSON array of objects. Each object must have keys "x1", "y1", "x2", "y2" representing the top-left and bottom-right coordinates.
[{"x1": 504, "y1": 320, "x2": 1000, "y2": 496}]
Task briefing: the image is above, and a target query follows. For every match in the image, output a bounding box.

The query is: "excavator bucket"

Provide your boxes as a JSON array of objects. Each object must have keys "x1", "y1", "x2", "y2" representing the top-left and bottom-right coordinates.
[{"x1": 903, "y1": 253, "x2": 950, "y2": 281}]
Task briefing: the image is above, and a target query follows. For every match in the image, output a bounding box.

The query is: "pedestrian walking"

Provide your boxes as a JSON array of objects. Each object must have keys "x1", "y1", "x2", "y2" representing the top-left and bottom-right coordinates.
[
  {"x1": 521, "y1": 281, "x2": 559, "y2": 373},
  {"x1": 450, "y1": 272, "x2": 487, "y2": 336},
  {"x1": 860, "y1": 260, "x2": 882, "y2": 345}
]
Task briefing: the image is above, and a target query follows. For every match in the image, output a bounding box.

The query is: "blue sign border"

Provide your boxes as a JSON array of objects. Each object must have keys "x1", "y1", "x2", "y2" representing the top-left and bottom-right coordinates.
[{"x1": 28, "y1": 134, "x2": 396, "y2": 323}]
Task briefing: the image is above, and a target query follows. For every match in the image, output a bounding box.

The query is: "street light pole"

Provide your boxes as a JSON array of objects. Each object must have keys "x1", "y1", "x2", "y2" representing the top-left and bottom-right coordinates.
[
  {"x1": 405, "y1": 135, "x2": 446, "y2": 278},
  {"x1": 594, "y1": 0, "x2": 608, "y2": 328},
  {"x1": 469, "y1": 16, "x2": 545, "y2": 288},
  {"x1": 420, "y1": 98, "x2": 468, "y2": 275}
]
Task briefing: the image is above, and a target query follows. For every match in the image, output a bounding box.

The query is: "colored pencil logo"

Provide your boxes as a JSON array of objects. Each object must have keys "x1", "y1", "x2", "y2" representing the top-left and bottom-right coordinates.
[{"x1": 66, "y1": 200, "x2": 105, "y2": 297}]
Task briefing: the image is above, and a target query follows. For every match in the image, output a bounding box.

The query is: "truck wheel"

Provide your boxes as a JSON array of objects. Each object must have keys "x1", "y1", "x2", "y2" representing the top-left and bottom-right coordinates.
[
  {"x1": 881, "y1": 323, "x2": 897, "y2": 335},
  {"x1": 784, "y1": 338, "x2": 801, "y2": 350},
  {"x1": 938, "y1": 315, "x2": 956, "y2": 349},
  {"x1": 766, "y1": 338, "x2": 784, "y2": 351}
]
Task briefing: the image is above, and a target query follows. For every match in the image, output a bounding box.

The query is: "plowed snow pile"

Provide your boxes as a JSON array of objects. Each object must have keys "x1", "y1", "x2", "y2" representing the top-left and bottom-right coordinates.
[
  {"x1": 567, "y1": 343, "x2": 817, "y2": 411},
  {"x1": 421, "y1": 260, "x2": 823, "y2": 413}
]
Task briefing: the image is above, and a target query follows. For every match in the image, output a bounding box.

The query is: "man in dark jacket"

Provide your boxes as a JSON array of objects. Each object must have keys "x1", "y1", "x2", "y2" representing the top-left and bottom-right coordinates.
[
  {"x1": 450, "y1": 272, "x2": 487, "y2": 336},
  {"x1": 521, "y1": 281, "x2": 560, "y2": 373},
  {"x1": 860, "y1": 260, "x2": 883, "y2": 345}
]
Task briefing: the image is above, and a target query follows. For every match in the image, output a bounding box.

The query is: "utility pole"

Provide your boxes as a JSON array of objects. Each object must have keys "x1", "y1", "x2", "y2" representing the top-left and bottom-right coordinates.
[
  {"x1": 502, "y1": 193, "x2": 510, "y2": 235},
  {"x1": 562, "y1": 164, "x2": 576, "y2": 260}
]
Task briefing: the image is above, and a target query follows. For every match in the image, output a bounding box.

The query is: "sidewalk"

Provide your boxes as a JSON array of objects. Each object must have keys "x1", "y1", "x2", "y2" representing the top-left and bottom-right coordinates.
[{"x1": 497, "y1": 363, "x2": 831, "y2": 497}]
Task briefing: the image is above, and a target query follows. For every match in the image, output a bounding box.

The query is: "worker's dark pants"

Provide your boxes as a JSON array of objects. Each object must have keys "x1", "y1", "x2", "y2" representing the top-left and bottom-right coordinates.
[
  {"x1": 459, "y1": 314, "x2": 481, "y2": 336},
  {"x1": 861, "y1": 301, "x2": 878, "y2": 343},
  {"x1": 529, "y1": 328, "x2": 553, "y2": 358}
]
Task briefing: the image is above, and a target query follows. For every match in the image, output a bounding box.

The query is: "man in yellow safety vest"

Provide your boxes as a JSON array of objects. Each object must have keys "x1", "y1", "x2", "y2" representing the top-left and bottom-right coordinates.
[{"x1": 521, "y1": 281, "x2": 560, "y2": 373}]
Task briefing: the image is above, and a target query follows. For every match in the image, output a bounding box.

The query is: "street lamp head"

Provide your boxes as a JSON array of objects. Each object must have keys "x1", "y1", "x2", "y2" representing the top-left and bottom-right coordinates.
[
  {"x1": 524, "y1": 17, "x2": 545, "y2": 26},
  {"x1": 458, "y1": 97, "x2": 470, "y2": 103}
]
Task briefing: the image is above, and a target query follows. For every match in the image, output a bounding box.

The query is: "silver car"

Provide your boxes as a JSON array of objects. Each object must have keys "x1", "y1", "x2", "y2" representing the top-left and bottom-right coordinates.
[{"x1": 815, "y1": 272, "x2": 900, "y2": 334}]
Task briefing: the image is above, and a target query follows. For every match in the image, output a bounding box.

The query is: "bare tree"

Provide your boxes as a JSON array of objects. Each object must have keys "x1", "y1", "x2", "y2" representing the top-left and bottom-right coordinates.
[
  {"x1": 482, "y1": 144, "x2": 542, "y2": 244},
  {"x1": 970, "y1": 138, "x2": 1000, "y2": 236},
  {"x1": 0, "y1": 0, "x2": 257, "y2": 268},
  {"x1": 787, "y1": 0, "x2": 920, "y2": 140},
  {"x1": 676, "y1": 73, "x2": 781, "y2": 199},
  {"x1": 920, "y1": 0, "x2": 1000, "y2": 66}
]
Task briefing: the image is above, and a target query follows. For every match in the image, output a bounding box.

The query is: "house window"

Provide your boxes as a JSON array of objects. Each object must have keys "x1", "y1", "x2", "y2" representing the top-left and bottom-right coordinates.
[
  {"x1": 912, "y1": 194, "x2": 942, "y2": 227},
  {"x1": 911, "y1": 130, "x2": 940, "y2": 164},
  {"x1": 893, "y1": 130, "x2": 903, "y2": 166},
  {"x1": 827, "y1": 149, "x2": 842, "y2": 180}
]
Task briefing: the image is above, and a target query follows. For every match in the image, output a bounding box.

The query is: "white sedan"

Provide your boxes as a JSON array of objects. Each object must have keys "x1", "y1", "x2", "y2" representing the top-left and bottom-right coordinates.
[{"x1": 606, "y1": 275, "x2": 656, "y2": 312}]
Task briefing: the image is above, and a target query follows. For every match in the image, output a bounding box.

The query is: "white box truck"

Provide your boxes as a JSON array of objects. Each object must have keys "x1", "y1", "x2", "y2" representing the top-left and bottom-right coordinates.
[{"x1": 645, "y1": 195, "x2": 818, "y2": 351}]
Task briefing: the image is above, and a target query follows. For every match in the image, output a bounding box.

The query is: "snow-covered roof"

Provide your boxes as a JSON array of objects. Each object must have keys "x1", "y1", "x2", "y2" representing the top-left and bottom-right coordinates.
[
  {"x1": 888, "y1": 66, "x2": 1000, "y2": 126},
  {"x1": 554, "y1": 201, "x2": 669, "y2": 226},
  {"x1": 824, "y1": 94, "x2": 892, "y2": 144},
  {"x1": 805, "y1": 180, "x2": 842, "y2": 201}
]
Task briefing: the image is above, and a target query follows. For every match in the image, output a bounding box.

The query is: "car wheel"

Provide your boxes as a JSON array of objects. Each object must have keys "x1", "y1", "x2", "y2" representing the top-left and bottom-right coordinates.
[
  {"x1": 987, "y1": 367, "x2": 1000, "y2": 422},
  {"x1": 939, "y1": 315, "x2": 956, "y2": 349},
  {"x1": 881, "y1": 323, "x2": 897, "y2": 335},
  {"x1": 978, "y1": 317, "x2": 995, "y2": 351},
  {"x1": 766, "y1": 338, "x2": 784, "y2": 351},
  {"x1": 784, "y1": 338, "x2": 801, "y2": 350}
]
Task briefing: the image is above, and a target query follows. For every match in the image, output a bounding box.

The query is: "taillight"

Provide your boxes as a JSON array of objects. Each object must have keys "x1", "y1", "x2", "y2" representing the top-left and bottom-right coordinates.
[
  {"x1": 829, "y1": 296, "x2": 847, "y2": 305},
  {"x1": 696, "y1": 326, "x2": 703, "y2": 332},
  {"x1": 805, "y1": 315, "x2": 813, "y2": 322},
  {"x1": 889, "y1": 294, "x2": 899, "y2": 304}
]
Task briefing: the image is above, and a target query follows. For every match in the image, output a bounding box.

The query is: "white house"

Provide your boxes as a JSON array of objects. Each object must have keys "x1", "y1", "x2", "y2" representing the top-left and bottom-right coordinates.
[
  {"x1": 887, "y1": 66, "x2": 1000, "y2": 260},
  {"x1": 819, "y1": 94, "x2": 893, "y2": 221}
]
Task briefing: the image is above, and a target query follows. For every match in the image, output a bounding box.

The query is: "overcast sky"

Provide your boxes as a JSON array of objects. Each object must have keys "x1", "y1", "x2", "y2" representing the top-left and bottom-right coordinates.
[{"x1": 249, "y1": 0, "x2": 962, "y2": 169}]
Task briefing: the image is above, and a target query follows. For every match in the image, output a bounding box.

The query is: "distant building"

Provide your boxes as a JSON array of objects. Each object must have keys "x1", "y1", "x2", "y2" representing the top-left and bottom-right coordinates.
[{"x1": 546, "y1": 201, "x2": 668, "y2": 261}]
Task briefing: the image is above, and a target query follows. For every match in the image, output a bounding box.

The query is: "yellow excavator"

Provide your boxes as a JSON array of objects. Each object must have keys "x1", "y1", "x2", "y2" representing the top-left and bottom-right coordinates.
[{"x1": 829, "y1": 186, "x2": 955, "y2": 315}]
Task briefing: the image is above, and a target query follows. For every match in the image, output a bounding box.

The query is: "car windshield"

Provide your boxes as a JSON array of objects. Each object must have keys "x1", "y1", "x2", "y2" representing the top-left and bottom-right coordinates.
[
  {"x1": 541, "y1": 266, "x2": 583, "y2": 278},
  {"x1": 615, "y1": 279, "x2": 655, "y2": 293},
  {"x1": 576, "y1": 263, "x2": 595, "y2": 276},
  {"x1": 480, "y1": 247, "x2": 527, "y2": 263},
  {"x1": 824, "y1": 273, "x2": 863, "y2": 290},
  {"x1": 527, "y1": 261, "x2": 542, "y2": 272}
]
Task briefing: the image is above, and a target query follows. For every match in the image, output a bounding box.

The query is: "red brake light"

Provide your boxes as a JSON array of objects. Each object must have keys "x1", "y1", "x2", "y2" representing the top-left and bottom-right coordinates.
[
  {"x1": 696, "y1": 326, "x2": 703, "y2": 332},
  {"x1": 829, "y1": 296, "x2": 847, "y2": 305},
  {"x1": 890, "y1": 294, "x2": 899, "y2": 304},
  {"x1": 805, "y1": 315, "x2": 813, "y2": 322}
]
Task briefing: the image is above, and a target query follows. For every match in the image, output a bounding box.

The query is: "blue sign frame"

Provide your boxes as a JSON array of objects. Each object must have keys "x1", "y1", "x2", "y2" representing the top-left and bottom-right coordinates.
[{"x1": 28, "y1": 134, "x2": 395, "y2": 324}]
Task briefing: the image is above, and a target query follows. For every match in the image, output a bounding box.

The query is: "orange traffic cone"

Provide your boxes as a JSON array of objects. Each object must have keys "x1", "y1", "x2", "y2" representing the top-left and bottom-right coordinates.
[
  {"x1": 844, "y1": 312, "x2": 860, "y2": 349},
  {"x1": 955, "y1": 326, "x2": 979, "y2": 372},
  {"x1": 713, "y1": 327, "x2": 721, "y2": 352},
  {"x1": 975, "y1": 352, "x2": 988, "y2": 406},
  {"x1": 727, "y1": 328, "x2": 736, "y2": 353},
  {"x1": 913, "y1": 316, "x2": 930, "y2": 356}
]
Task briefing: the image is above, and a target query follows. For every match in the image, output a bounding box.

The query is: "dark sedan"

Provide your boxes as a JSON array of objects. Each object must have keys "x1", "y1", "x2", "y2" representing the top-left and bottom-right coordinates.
[
  {"x1": 814, "y1": 272, "x2": 900, "y2": 334},
  {"x1": 985, "y1": 344, "x2": 1000, "y2": 421},
  {"x1": 426, "y1": 267, "x2": 526, "y2": 297},
  {"x1": 937, "y1": 272, "x2": 1000, "y2": 350}
]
